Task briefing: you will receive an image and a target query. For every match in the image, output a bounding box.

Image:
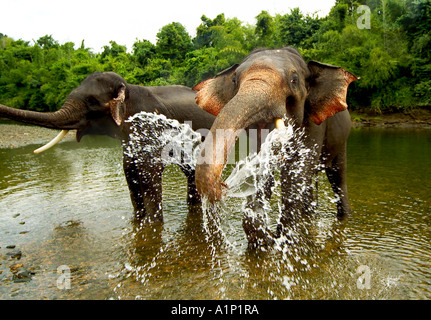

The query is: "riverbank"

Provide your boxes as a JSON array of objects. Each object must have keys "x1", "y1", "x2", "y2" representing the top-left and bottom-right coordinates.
[
  {"x1": 1, "y1": 108, "x2": 431, "y2": 149},
  {"x1": 0, "y1": 122, "x2": 76, "y2": 149},
  {"x1": 351, "y1": 108, "x2": 431, "y2": 128}
]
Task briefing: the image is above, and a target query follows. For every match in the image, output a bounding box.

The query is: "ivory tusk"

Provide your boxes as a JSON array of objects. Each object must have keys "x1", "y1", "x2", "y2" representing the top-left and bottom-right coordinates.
[
  {"x1": 34, "y1": 130, "x2": 69, "y2": 154},
  {"x1": 275, "y1": 118, "x2": 285, "y2": 129}
]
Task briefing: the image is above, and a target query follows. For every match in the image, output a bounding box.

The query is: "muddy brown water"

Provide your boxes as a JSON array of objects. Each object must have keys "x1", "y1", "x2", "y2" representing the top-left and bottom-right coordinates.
[{"x1": 0, "y1": 126, "x2": 430, "y2": 299}]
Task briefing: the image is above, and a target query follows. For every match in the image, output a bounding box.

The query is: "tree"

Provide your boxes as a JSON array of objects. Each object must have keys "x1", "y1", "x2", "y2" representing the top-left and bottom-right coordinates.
[
  {"x1": 255, "y1": 11, "x2": 275, "y2": 48},
  {"x1": 194, "y1": 14, "x2": 226, "y2": 48},
  {"x1": 193, "y1": 14, "x2": 251, "y2": 67},
  {"x1": 0, "y1": 1, "x2": 429, "y2": 113},
  {"x1": 397, "y1": 0, "x2": 431, "y2": 105},
  {"x1": 156, "y1": 22, "x2": 192, "y2": 61},
  {"x1": 133, "y1": 39, "x2": 156, "y2": 67},
  {"x1": 274, "y1": 8, "x2": 322, "y2": 48},
  {"x1": 100, "y1": 41, "x2": 127, "y2": 60},
  {"x1": 36, "y1": 35, "x2": 59, "y2": 49},
  {"x1": 182, "y1": 47, "x2": 228, "y2": 87},
  {"x1": 0, "y1": 35, "x2": 104, "y2": 111}
]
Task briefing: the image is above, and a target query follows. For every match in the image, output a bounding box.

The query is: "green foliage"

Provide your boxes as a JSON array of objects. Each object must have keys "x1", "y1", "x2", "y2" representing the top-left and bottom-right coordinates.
[
  {"x1": 156, "y1": 22, "x2": 193, "y2": 61},
  {"x1": 133, "y1": 39, "x2": 156, "y2": 67},
  {"x1": 0, "y1": 36, "x2": 101, "y2": 111},
  {"x1": 194, "y1": 14, "x2": 226, "y2": 48},
  {"x1": 276, "y1": 8, "x2": 323, "y2": 48},
  {"x1": 305, "y1": 0, "x2": 430, "y2": 111},
  {"x1": 255, "y1": 11, "x2": 275, "y2": 48},
  {"x1": 0, "y1": 1, "x2": 430, "y2": 112}
]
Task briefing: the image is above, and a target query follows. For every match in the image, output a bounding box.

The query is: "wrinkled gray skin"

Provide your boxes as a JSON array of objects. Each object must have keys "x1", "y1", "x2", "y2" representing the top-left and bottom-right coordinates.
[
  {"x1": 0, "y1": 72, "x2": 215, "y2": 222},
  {"x1": 193, "y1": 47, "x2": 357, "y2": 247}
]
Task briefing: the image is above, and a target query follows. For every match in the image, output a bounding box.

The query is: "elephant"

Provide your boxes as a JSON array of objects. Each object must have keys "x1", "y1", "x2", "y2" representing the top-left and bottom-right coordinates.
[
  {"x1": 0, "y1": 71, "x2": 215, "y2": 222},
  {"x1": 192, "y1": 47, "x2": 357, "y2": 246}
]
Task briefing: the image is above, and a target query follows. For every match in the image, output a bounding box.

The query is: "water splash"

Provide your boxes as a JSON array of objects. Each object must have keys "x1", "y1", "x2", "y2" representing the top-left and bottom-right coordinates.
[
  {"x1": 224, "y1": 123, "x2": 295, "y2": 198},
  {"x1": 123, "y1": 111, "x2": 203, "y2": 168},
  {"x1": 196, "y1": 119, "x2": 327, "y2": 299},
  {"x1": 119, "y1": 111, "x2": 332, "y2": 299},
  {"x1": 123, "y1": 111, "x2": 321, "y2": 249},
  {"x1": 220, "y1": 119, "x2": 321, "y2": 250}
]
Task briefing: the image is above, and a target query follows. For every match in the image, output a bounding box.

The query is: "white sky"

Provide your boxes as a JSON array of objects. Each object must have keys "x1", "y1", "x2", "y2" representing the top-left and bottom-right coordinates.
[{"x1": 1, "y1": 0, "x2": 335, "y2": 53}]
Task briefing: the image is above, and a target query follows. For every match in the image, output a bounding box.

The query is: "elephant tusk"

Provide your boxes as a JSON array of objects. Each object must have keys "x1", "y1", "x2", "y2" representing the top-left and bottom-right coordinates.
[
  {"x1": 275, "y1": 118, "x2": 285, "y2": 129},
  {"x1": 34, "y1": 130, "x2": 69, "y2": 154}
]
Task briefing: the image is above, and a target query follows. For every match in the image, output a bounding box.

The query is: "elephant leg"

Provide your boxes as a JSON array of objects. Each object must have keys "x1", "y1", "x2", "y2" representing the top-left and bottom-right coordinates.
[
  {"x1": 325, "y1": 149, "x2": 350, "y2": 219},
  {"x1": 179, "y1": 164, "x2": 202, "y2": 205},
  {"x1": 277, "y1": 155, "x2": 317, "y2": 237},
  {"x1": 123, "y1": 154, "x2": 164, "y2": 223},
  {"x1": 139, "y1": 163, "x2": 164, "y2": 223},
  {"x1": 123, "y1": 155, "x2": 146, "y2": 217},
  {"x1": 242, "y1": 175, "x2": 276, "y2": 249},
  {"x1": 279, "y1": 168, "x2": 300, "y2": 230}
]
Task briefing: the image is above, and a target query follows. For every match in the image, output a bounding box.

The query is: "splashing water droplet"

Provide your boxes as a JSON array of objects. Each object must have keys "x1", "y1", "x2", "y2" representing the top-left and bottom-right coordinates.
[
  {"x1": 124, "y1": 112, "x2": 322, "y2": 253},
  {"x1": 123, "y1": 112, "x2": 203, "y2": 168},
  {"x1": 224, "y1": 122, "x2": 296, "y2": 199}
]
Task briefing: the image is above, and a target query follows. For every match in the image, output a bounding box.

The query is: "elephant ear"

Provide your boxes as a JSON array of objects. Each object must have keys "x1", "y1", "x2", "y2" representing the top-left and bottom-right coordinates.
[
  {"x1": 193, "y1": 64, "x2": 239, "y2": 116},
  {"x1": 306, "y1": 61, "x2": 358, "y2": 125},
  {"x1": 108, "y1": 83, "x2": 127, "y2": 126}
]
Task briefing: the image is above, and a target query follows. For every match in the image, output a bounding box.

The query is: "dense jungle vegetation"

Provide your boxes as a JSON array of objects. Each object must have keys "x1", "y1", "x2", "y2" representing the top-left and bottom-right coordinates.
[{"x1": 0, "y1": 0, "x2": 430, "y2": 113}]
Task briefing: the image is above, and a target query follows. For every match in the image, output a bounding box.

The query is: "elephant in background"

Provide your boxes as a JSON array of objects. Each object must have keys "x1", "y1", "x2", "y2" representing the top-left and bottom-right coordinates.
[
  {"x1": 193, "y1": 47, "x2": 357, "y2": 246},
  {"x1": 0, "y1": 72, "x2": 215, "y2": 222}
]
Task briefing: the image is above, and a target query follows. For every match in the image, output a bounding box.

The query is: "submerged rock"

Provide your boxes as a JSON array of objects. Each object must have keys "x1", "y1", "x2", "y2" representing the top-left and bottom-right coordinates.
[
  {"x1": 6, "y1": 250, "x2": 22, "y2": 260},
  {"x1": 12, "y1": 270, "x2": 34, "y2": 283}
]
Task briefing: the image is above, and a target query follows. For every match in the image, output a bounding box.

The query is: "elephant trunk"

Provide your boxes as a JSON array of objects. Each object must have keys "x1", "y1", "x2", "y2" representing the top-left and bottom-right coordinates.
[
  {"x1": 1, "y1": 99, "x2": 86, "y2": 153},
  {"x1": 0, "y1": 101, "x2": 83, "y2": 130},
  {"x1": 195, "y1": 74, "x2": 287, "y2": 202}
]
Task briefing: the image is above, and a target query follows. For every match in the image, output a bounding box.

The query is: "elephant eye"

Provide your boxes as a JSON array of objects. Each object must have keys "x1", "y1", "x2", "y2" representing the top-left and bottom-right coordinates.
[
  {"x1": 86, "y1": 97, "x2": 99, "y2": 106},
  {"x1": 232, "y1": 75, "x2": 238, "y2": 85}
]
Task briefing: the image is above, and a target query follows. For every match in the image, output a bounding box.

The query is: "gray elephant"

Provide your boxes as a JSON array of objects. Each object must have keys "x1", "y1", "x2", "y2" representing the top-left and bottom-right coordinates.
[
  {"x1": 192, "y1": 47, "x2": 357, "y2": 246},
  {"x1": 0, "y1": 71, "x2": 215, "y2": 222}
]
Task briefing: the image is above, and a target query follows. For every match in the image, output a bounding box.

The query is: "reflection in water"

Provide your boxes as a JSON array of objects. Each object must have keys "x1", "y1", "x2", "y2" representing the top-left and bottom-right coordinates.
[{"x1": 0, "y1": 127, "x2": 430, "y2": 299}]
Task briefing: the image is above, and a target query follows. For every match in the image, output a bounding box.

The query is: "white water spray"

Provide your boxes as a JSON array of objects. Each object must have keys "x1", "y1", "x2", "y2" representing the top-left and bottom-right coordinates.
[
  {"x1": 123, "y1": 112, "x2": 204, "y2": 168},
  {"x1": 123, "y1": 111, "x2": 320, "y2": 245},
  {"x1": 121, "y1": 111, "x2": 328, "y2": 298}
]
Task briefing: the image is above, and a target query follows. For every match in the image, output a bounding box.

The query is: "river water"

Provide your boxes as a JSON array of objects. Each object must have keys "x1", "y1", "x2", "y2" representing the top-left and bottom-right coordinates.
[{"x1": 0, "y1": 125, "x2": 430, "y2": 299}]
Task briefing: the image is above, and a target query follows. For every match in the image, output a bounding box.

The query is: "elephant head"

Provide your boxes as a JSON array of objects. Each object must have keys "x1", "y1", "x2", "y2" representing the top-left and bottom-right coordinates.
[
  {"x1": 193, "y1": 47, "x2": 357, "y2": 202},
  {"x1": 0, "y1": 72, "x2": 130, "y2": 152}
]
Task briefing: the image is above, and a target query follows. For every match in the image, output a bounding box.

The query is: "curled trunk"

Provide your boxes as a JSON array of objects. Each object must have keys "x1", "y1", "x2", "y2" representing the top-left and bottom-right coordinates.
[{"x1": 195, "y1": 79, "x2": 286, "y2": 202}]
